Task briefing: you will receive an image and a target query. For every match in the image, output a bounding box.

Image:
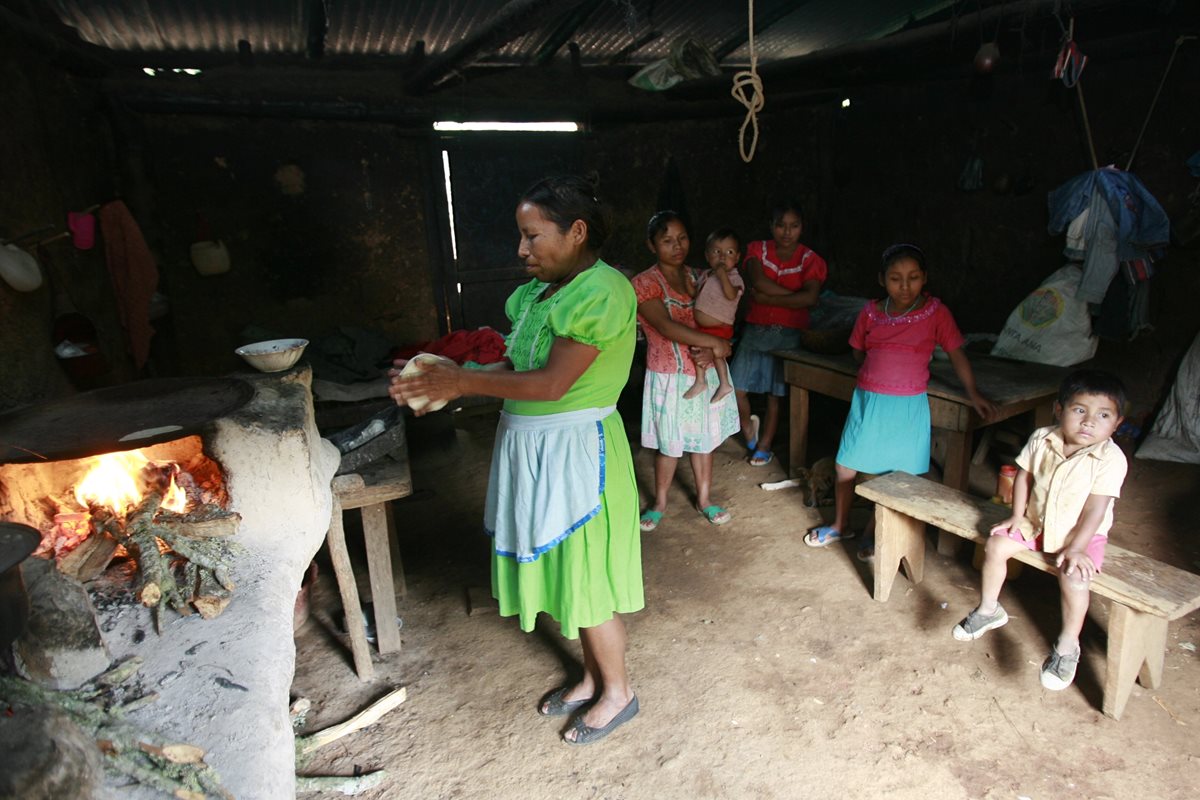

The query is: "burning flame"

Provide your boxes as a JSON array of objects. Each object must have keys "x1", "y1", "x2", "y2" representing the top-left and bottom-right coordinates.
[{"x1": 73, "y1": 449, "x2": 188, "y2": 516}]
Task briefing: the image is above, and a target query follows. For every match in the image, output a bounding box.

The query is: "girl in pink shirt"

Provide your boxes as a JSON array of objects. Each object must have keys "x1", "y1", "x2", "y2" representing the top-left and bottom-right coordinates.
[{"x1": 805, "y1": 244, "x2": 995, "y2": 558}]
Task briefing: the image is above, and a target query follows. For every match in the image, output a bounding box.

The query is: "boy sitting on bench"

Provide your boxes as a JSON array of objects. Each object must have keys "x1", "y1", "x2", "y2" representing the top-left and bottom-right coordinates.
[{"x1": 951, "y1": 369, "x2": 1128, "y2": 691}]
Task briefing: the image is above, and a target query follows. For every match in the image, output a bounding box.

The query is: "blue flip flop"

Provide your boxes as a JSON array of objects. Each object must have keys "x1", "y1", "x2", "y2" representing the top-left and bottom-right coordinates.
[
  {"x1": 804, "y1": 525, "x2": 854, "y2": 547},
  {"x1": 745, "y1": 413, "x2": 761, "y2": 452},
  {"x1": 749, "y1": 449, "x2": 773, "y2": 467}
]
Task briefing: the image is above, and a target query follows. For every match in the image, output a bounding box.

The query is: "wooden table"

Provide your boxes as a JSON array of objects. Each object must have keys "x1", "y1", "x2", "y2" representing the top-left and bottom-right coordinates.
[{"x1": 774, "y1": 349, "x2": 1069, "y2": 554}]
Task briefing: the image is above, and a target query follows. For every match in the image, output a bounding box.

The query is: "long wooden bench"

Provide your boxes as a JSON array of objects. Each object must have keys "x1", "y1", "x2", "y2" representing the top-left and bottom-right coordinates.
[{"x1": 856, "y1": 471, "x2": 1200, "y2": 720}]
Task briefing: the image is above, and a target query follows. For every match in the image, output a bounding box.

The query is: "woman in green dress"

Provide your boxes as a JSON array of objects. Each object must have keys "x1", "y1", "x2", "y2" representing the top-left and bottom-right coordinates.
[{"x1": 388, "y1": 176, "x2": 642, "y2": 745}]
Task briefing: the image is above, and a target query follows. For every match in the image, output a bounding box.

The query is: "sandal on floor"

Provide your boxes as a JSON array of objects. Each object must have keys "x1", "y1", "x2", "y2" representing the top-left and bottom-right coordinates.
[
  {"x1": 745, "y1": 413, "x2": 761, "y2": 452},
  {"x1": 749, "y1": 449, "x2": 773, "y2": 467},
  {"x1": 539, "y1": 687, "x2": 593, "y2": 717},
  {"x1": 563, "y1": 695, "x2": 640, "y2": 746},
  {"x1": 804, "y1": 525, "x2": 854, "y2": 547},
  {"x1": 698, "y1": 505, "x2": 731, "y2": 525},
  {"x1": 639, "y1": 510, "x2": 663, "y2": 532}
]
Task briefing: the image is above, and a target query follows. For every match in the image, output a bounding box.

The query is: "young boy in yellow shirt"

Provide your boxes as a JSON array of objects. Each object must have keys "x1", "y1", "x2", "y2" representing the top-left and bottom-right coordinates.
[{"x1": 952, "y1": 369, "x2": 1128, "y2": 691}]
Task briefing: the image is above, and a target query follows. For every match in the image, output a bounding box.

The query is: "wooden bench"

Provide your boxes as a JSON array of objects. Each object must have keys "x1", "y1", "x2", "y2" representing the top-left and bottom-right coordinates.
[{"x1": 856, "y1": 471, "x2": 1200, "y2": 720}]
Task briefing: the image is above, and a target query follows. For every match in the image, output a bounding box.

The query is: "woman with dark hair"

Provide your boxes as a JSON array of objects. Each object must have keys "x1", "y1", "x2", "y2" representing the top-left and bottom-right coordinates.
[
  {"x1": 389, "y1": 176, "x2": 642, "y2": 745},
  {"x1": 730, "y1": 200, "x2": 827, "y2": 467},
  {"x1": 632, "y1": 211, "x2": 739, "y2": 533}
]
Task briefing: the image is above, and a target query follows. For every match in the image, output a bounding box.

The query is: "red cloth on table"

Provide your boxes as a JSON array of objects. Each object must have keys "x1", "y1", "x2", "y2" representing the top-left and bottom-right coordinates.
[
  {"x1": 98, "y1": 201, "x2": 158, "y2": 368},
  {"x1": 393, "y1": 328, "x2": 507, "y2": 365}
]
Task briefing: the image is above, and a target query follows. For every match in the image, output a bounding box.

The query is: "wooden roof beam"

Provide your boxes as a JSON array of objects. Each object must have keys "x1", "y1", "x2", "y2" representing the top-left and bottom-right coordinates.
[
  {"x1": 405, "y1": 0, "x2": 559, "y2": 93},
  {"x1": 530, "y1": 0, "x2": 605, "y2": 66}
]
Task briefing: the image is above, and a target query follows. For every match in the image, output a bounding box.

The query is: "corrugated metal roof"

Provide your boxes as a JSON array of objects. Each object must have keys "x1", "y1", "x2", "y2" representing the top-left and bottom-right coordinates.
[
  {"x1": 49, "y1": 0, "x2": 308, "y2": 54},
  {"x1": 44, "y1": 0, "x2": 973, "y2": 65}
]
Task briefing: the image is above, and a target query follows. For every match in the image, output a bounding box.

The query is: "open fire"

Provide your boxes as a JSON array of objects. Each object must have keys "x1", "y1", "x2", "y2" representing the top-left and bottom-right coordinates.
[
  {"x1": 43, "y1": 449, "x2": 189, "y2": 560},
  {"x1": 2, "y1": 436, "x2": 241, "y2": 626}
]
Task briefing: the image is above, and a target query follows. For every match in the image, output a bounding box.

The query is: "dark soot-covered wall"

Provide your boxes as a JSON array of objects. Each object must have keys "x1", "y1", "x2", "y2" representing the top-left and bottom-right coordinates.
[
  {"x1": 0, "y1": 29, "x2": 133, "y2": 408},
  {"x1": 140, "y1": 115, "x2": 441, "y2": 376},
  {"x1": 586, "y1": 46, "x2": 1199, "y2": 408}
]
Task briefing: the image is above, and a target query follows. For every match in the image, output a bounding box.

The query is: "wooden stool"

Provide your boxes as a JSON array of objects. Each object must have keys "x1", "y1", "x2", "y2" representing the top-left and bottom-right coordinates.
[{"x1": 325, "y1": 453, "x2": 411, "y2": 681}]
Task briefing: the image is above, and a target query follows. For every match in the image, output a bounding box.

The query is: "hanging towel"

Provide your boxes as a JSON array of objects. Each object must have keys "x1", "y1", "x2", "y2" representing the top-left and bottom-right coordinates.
[{"x1": 98, "y1": 201, "x2": 159, "y2": 368}]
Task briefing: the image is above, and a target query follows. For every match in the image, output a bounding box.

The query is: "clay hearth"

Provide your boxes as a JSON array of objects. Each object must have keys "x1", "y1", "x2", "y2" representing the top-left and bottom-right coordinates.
[{"x1": 1, "y1": 367, "x2": 339, "y2": 799}]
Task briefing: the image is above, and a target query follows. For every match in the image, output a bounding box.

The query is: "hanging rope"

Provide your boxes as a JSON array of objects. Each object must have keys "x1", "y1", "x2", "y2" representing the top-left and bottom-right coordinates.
[{"x1": 731, "y1": 0, "x2": 764, "y2": 163}]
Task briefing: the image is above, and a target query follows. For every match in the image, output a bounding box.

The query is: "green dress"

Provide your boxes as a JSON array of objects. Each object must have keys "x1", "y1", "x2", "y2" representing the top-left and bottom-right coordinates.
[{"x1": 490, "y1": 260, "x2": 643, "y2": 639}]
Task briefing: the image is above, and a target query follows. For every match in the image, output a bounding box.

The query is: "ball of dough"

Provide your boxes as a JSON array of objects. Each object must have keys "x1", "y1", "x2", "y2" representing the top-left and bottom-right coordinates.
[{"x1": 399, "y1": 353, "x2": 456, "y2": 412}]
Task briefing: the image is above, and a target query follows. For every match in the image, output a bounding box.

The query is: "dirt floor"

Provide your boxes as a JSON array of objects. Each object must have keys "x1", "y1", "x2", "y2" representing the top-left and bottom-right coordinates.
[{"x1": 292, "y1": 405, "x2": 1200, "y2": 800}]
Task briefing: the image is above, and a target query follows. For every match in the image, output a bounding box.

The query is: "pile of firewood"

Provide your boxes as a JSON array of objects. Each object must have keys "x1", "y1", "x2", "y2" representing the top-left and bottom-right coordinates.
[
  {"x1": 65, "y1": 464, "x2": 243, "y2": 631},
  {"x1": 0, "y1": 657, "x2": 233, "y2": 799}
]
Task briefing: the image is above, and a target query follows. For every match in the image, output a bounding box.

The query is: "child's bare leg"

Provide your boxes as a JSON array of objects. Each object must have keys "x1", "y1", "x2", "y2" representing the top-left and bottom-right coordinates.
[
  {"x1": 1056, "y1": 572, "x2": 1091, "y2": 655},
  {"x1": 682, "y1": 350, "x2": 708, "y2": 400},
  {"x1": 736, "y1": 390, "x2": 755, "y2": 442},
  {"x1": 832, "y1": 463, "x2": 857, "y2": 533},
  {"x1": 978, "y1": 535, "x2": 1027, "y2": 613},
  {"x1": 682, "y1": 369, "x2": 709, "y2": 400},
  {"x1": 952, "y1": 534, "x2": 1025, "y2": 640},
  {"x1": 709, "y1": 357, "x2": 733, "y2": 402}
]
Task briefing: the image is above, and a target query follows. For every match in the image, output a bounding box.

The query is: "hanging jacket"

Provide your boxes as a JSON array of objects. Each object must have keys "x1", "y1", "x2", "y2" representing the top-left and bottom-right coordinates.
[{"x1": 1047, "y1": 168, "x2": 1170, "y2": 304}]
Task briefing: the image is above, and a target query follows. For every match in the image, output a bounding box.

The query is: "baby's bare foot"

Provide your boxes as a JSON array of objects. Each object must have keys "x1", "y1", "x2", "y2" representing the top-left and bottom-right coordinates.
[{"x1": 682, "y1": 380, "x2": 708, "y2": 400}]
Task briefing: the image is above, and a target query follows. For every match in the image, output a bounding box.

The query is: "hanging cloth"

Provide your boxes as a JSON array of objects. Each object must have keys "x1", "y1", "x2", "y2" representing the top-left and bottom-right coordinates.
[{"x1": 98, "y1": 201, "x2": 159, "y2": 368}]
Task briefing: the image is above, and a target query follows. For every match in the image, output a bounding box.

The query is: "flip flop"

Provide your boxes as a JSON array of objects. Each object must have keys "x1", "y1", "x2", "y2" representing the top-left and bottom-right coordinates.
[
  {"x1": 539, "y1": 687, "x2": 593, "y2": 717},
  {"x1": 745, "y1": 413, "x2": 761, "y2": 452},
  {"x1": 749, "y1": 449, "x2": 773, "y2": 467},
  {"x1": 804, "y1": 525, "x2": 854, "y2": 547},
  {"x1": 639, "y1": 510, "x2": 663, "y2": 532},
  {"x1": 698, "y1": 505, "x2": 731, "y2": 525},
  {"x1": 563, "y1": 695, "x2": 640, "y2": 745}
]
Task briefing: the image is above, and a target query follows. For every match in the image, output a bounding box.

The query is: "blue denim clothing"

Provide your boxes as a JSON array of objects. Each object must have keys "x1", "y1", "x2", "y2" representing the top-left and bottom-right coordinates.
[{"x1": 1048, "y1": 170, "x2": 1170, "y2": 301}]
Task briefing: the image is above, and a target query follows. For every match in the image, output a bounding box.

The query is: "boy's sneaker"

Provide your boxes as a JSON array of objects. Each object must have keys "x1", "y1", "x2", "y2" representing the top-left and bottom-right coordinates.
[
  {"x1": 951, "y1": 605, "x2": 1009, "y2": 641},
  {"x1": 1040, "y1": 646, "x2": 1081, "y2": 691}
]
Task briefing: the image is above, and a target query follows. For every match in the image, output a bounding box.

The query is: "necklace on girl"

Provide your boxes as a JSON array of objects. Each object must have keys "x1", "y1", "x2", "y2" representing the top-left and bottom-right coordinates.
[{"x1": 884, "y1": 296, "x2": 921, "y2": 318}]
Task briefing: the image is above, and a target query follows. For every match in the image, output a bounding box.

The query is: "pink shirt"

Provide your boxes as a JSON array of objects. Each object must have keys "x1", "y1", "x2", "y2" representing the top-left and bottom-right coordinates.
[
  {"x1": 694, "y1": 268, "x2": 744, "y2": 326},
  {"x1": 632, "y1": 266, "x2": 700, "y2": 376},
  {"x1": 743, "y1": 240, "x2": 827, "y2": 329},
  {"x1": 850, "y1": 297, "x2": 965, "y2": 396}
]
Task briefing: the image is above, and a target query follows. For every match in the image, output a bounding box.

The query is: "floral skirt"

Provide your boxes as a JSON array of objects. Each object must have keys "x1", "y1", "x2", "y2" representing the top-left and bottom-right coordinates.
[{"x1": 641, "y1": 369, "x2": 740, "y2": 457}]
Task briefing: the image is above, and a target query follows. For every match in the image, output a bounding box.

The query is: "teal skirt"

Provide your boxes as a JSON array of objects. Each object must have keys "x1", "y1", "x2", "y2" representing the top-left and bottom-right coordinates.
[{"x1": 836, "y1": 388, "x2": 931, "y2": 475}]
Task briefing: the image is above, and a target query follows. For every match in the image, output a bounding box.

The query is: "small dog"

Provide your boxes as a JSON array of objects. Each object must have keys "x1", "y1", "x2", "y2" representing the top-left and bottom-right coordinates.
[{"x1": 798, "y1": 457, "x2": 835, "y2": 508}]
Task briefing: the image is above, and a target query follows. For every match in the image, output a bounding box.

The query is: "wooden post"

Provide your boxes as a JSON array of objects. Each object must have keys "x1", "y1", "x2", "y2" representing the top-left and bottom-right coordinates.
[{"x1": 789, "y1": 386, "x2": 810, "y2": 478}]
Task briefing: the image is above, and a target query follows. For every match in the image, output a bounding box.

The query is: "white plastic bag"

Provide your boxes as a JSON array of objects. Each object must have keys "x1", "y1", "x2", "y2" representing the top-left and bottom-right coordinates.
[{"x1": 990, "y1": 264, "x2": 1098, "y2": 366}]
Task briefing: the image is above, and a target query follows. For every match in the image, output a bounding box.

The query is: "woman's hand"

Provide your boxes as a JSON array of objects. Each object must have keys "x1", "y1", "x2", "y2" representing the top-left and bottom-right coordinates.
[{"x1": 387, "y1": 358, "x2": 463, "y2": 416}]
